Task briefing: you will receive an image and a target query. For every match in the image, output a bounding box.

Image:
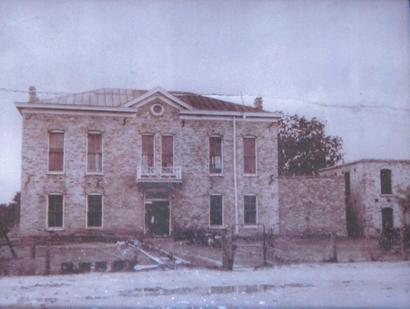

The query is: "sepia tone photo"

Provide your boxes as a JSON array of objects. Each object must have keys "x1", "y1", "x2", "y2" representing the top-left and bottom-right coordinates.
[{"x1": 0, "y1": 0, "x2": 409, "y2": 308}]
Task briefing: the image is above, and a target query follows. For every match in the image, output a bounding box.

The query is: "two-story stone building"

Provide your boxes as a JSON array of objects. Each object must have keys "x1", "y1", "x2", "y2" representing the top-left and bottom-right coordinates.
[
  {"x1": 320, "y1": 159, "x2": 410, "y2": 237},
  {"x1": 16, "y1": 87, "x2": 282, "y2": 237}
]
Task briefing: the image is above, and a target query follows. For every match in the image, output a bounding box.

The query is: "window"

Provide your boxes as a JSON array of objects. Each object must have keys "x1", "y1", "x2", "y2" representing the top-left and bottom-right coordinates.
[
  {"x1": 344, "y1": 172, "x2": 351, "y2": 202},
  {"x1": 142, "y1": 135, "x2": 154, "y2": 168},
  {"x1": 380, "y1": 169, "x2": 392, "y2": 194},
  {"x1": 243, "y1": 137, "x2": 256, "y2": 174},
  {"x1": 49, "y1": 131, "x2": 64, "y2": 172},
  {"x1": 244, "y1": 195, "x2": 257, "y2": 225},
  {"x1": 161, "y1": 135, "x2": 173, "y2": 168},
  {"x1": 87, "y1": 195, "x2": 102, "y2": 228},
  {"x1": 210, "y1": 195, "x2": 223, "y2": 226},
  {"x1": 87, "y1": 132, "x2": 102, "y2": 173},
  {"x1": 48, "y1": 194, "x2": 63, "y2": 228},
  {"x1": 382, "y1": 207, "x2": 393, "y2": 232},
  {"x1": 209, "y1": 136, "x2": 223, "y2": 174}
]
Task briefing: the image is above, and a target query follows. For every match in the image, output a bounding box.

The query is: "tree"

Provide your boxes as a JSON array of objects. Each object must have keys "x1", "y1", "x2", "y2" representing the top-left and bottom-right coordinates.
[
  {"x1": 278, "y1": 114, "x2": 343, "y2": 176},
  {"x1": 396, "y1": 186, "x2": 410, "y2": 260},
  {"x1": 0, "y1": 192, "x2": 20, "y2": 232}
]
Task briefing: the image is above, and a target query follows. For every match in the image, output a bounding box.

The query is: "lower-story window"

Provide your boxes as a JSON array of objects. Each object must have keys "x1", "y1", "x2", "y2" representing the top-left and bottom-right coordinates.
[
  {"x1": 210, "y1": 195, "x2": 223, "y2": 226},
  {"x1": 48, "y1": 194, "x2": 63, "y2": 228},
  {"x1": 244, "y1": 195, "x2": 257, "y2": 225},
  {"x1": 87, "y1": 195, "x2": 102, "y2": 228}
]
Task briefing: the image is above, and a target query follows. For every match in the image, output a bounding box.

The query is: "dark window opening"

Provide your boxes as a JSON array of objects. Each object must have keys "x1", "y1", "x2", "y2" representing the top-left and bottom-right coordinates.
[
  {"x1": 49, "y1": 132, "x2": 64, "y2": 172},
  {"x1": 243, "y1": 137, "x2": 256, "y2": 174},
  {"x1": 380, "y1": 169, "x2": 392, "y2": 194},
  {"x1": 382, "y1": 207, "x2": 393, "y2": 232},
  {"x1": 95, "y1": 261, "x2": 107, "y2": 272},
  {"x1": 344, "y1": 172, "x2": 351, "y2": 203},
  {"x1": 161, "y1": 135, "x2": 173, "y2": 168},
  {"x1": 142, "y1": 135, "x2": 154, "y2": 168},
  {"x1": 209, "y1": 137, "x2": 222, "y2": 174},
  {"x1": 48, "y1": 195, "x2": 63, "y2": 228},
  {"x1": 244, "y1": 195, "x2": 257, "y2": 225},
  {"x1": 87, "y1": 195, "x2": 102, "y2": 227},
  {"x1": 87, "y1": 133, "x2": 102, "y2": 173},
  {"x1": 78, "y1": 262, "x2": 91, "y2": 273},
  {"x1": 61, "y1": 262, "x2": 75, "y2": 274},
  {"x1": 112, "y1": 260, "x2": 126, "y2": 271},
  {"x1": 210, "y1": 195, "x2": 223, "y2": 226}
]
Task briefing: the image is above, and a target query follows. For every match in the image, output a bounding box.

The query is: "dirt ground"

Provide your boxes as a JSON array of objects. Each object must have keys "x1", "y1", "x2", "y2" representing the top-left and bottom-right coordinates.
[{"x1": 0, "y1": 261, "x2": 409, "y2": 308}]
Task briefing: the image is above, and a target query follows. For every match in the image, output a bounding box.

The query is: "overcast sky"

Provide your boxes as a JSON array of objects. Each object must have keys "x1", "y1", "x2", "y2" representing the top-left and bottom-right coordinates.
[{"x1": 0, "y1": 0, "x2": 409, "y2": 203}]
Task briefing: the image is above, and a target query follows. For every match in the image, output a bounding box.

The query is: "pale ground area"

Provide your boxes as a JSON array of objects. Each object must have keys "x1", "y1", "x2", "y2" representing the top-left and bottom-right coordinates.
[{"x1": 0, "y1": 262, "x2": 409, "y2": 308}]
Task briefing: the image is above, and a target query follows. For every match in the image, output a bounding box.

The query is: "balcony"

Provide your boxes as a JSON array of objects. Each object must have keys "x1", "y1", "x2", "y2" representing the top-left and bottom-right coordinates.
[{"x1": 136, "y1": 166, "x2": 182, "y2": 185}]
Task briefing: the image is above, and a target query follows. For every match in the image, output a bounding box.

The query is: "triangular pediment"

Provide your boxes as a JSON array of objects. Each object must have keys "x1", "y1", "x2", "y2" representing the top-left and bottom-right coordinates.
[{"x1": 124, "y1": 87, "x2": 193, "y2": 111}]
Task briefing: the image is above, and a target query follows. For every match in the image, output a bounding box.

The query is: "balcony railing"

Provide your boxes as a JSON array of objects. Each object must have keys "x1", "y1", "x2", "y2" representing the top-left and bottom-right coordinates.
[{"x1": 136, "y1": 166, "x2": 182, "y2": 183}]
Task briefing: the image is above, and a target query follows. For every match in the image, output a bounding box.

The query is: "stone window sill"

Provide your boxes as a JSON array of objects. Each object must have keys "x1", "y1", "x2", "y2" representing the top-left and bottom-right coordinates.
[{"x1": 46, "y1": 227, "x2": 64, "y2": 231}]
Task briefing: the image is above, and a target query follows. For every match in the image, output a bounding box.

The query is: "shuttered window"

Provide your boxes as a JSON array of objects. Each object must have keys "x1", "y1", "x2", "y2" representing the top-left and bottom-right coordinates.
[
  {"x1": 142, "y1": 135, "x2": 154, "y2": 167},
  {"x1": 161, "y1": 136, "x2": 173, "y2": 168},
  {"x1": 210, "y1": 195, "x2": 223, "y2": 226},
  {"x1": 49, "y1": 132, "x2": 64, "y2": 172},
  {"x1": 87, "y1": 133, "x2": 102, "y2": 173},
  {"x1": 87, "y1": 195, "x2": 102, "y2": 227},
  {"x1": 244, "y1": 195, "x2": 257, "y2": 225},
  {"x1": 243, "y1": 137, "x2": 256, "y2": 174},
  {"x1": 209, "y1": 137, "x2": 223, "y2": 174},
  {"x1": 48, "y1": 195, "x2": 63, "y2": 228}
]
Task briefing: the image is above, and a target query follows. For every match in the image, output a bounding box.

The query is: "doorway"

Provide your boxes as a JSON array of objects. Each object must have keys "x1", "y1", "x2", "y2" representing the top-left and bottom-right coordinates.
[{"x1": 145, "y1": 200, "x2": 170, "y2": 236}]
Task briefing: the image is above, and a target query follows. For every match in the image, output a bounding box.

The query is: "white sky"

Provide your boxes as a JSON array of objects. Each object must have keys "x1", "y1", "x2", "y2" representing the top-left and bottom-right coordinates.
[{"x1": 0, "y1": 0, "x2": 409, "y2": 202}]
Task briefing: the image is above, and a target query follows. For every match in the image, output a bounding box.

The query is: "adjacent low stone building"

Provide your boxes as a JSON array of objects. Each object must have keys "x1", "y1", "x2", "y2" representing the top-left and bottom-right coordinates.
[{"x1": 320, "y1": 159, "x2": 410, "y2": 237}]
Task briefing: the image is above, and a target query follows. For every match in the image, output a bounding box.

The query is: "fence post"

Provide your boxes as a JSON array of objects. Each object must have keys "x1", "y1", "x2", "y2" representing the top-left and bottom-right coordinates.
[
  {"x1": 222, "y1": 228, "x2": 234, "y2": 270},
  {"x1": 330, "y1": 231, "x2": 338, "y2": 262},
  {"x1": 45, "y1": 245, "x2": 51, "y2": 275},
  {"x1": 262, "y1": 225, "x2": 267, "y2": 266}
]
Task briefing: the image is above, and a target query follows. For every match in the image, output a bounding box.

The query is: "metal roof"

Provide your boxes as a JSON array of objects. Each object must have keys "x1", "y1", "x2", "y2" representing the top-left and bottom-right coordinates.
[{"x1": 37, "y1": 88, "x2": 261, "y2": 112}]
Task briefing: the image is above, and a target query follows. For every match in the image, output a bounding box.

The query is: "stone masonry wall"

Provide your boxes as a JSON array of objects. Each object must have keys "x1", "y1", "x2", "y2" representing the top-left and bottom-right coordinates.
[
  {"x1": 321, "y1": 160, "x2": 410, "y2": 237},
  {"x1": 19, "y1": 97, "x2": 279, "y2": 236},
  {"x1": 278, "y1": 176, "x2": 347, "y2": 236}
]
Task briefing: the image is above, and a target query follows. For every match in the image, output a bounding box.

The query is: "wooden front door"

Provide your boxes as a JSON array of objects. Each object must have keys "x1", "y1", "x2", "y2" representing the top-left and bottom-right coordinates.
[{"x1": 145, "y1": 201, "x2": 170, "y2": 236}]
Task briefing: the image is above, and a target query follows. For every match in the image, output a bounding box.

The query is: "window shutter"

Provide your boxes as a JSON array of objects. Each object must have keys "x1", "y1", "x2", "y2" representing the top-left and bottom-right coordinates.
[
  {"x1": 161, "y1": 136, "x2": 173, "y2": 168},
  {"x1": 49, "y1": 132, "x2": 64, "y2": 172},
  {"x1": 243, "y1": 137, "x2": 256, "y2": 174},
  {"x1": 142, "y1": 135, "x2": 154, "y2": 167}
]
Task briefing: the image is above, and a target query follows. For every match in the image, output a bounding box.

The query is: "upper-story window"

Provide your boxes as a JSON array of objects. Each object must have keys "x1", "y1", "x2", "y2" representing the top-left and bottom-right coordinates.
[
  {"x1": 48, "y1": 131, "x2": 64, "y2": 172},
  {"x1": 142, "y1": 135, "x2": 154, "y2": 168},
  {"x1": 87, "y1": 132, "x2": 102, "y2": 173},
  {"x1": 209, "y1": 136, "x2": 223, "y2": 174},
  {"x1": 380, "y1": 169, "x2": 392, "y2": 194},
  {"x1": 344, "y1": 172, "x2": 351, "y2": 202},
  {"x1": 243, "y1": 137, "x2": 256, "y2": 174},
  {"x1": 161, "y1": 135, "x2": 173, "y2": 169}
]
